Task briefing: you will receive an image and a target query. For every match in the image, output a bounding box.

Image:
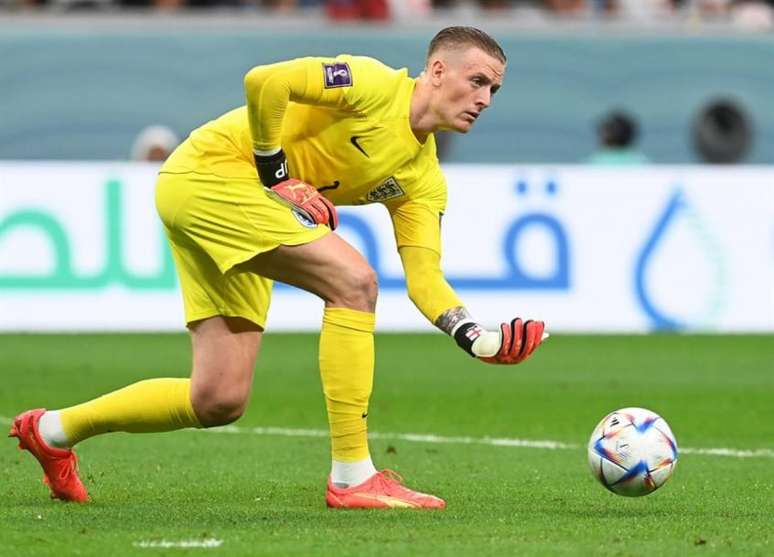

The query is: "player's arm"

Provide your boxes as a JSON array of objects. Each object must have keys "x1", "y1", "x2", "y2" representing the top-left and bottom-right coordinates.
[
  {"x1": 243, "y1": 57, "x2": 345, "y2": 228},
  {"x1": 392, "y1": 201, "x2": 546, "y2": 365},
  {"x1": 244, "y1": 57, "x2": 349, "y2": 157}
]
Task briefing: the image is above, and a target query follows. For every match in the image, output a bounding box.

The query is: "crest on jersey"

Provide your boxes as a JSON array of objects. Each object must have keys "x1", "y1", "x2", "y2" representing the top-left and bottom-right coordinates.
[
  {"x1": 367, "y1": 177, "x2": 405, "y2": 202},
  {"x1": 322, "y1": 62, "x2": 353, "y2": 88}
]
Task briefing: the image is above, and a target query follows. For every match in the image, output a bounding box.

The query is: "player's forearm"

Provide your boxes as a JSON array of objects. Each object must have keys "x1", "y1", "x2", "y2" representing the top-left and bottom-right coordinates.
[
  {"x1": 400, "y1": 246, "x2": 463, "y2": 325},
  {"x1": 401, "y1": 252, "x2": 500, "y2": 356},
  {"x1": 407, "y1": 277, "x2": 463, "y2": 326},
  {"x1": 244, "y1": 61, "x2": 307, "y2": 153},
  {"x1": 434, "y1": 306, "x2": 473, "y2": 335},
  {"x1": 244, "y1": 57, "x2": 347, "y2": 154},
  {"x1": 400, "y1": 248, "x2": 545, "y2": 363}
]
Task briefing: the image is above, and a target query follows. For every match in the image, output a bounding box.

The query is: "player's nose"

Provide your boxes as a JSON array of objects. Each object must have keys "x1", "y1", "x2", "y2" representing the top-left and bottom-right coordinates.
[{"x1": 476, "y1": 89, "x2": 491, "y2": 109}]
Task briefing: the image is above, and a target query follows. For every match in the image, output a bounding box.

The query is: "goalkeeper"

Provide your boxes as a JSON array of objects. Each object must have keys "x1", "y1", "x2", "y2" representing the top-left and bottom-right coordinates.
[{"x1": 11, "y1": 26, "x2": 545, "y2": 509}]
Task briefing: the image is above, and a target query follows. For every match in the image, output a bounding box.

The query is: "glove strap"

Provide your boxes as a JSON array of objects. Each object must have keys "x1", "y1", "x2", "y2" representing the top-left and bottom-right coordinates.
[
  {"x1": 254, "y1": 148, "x2": 289, "y2": 188},
  {"x1": 452, "y1": 321, "x2": 484, "y2": 358}
]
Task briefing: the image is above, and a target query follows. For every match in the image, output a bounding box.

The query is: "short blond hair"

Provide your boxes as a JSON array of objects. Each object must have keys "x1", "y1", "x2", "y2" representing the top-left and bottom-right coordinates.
[{"x1": 427, "y1": 27, "x2": 506, "y2": 65}]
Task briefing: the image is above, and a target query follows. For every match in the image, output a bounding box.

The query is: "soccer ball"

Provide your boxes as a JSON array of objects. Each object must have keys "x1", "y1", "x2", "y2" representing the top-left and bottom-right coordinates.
[{"x1": 587, "y1": 407, "x2": 678, "y2": 497}]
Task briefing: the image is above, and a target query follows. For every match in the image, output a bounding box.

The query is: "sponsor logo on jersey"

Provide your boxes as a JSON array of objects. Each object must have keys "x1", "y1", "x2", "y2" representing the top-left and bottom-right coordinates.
[
  {"x1": 322, "y1": 62, "x2": 353, "y2": 88},
  {"x1": 366, "y1": 177, "x2": 405, "y2": 202},
  {"x1": 291, "y1": 208, "x2": 317, "y2": 228},
  {"x1": 350, "y1": 136, "x2": 369, "y2": 158}
]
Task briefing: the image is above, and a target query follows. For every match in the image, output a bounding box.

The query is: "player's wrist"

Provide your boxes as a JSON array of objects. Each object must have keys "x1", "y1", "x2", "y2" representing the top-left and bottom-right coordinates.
[
  {"x1": 451, "y1": 320, "x2": 500, "y2": 358},
  {"x1": 253, "y1": 147, "x2": 289, "y2": 188},
  {"x1": 253, "y1": 146, "x2": 281, "y2": 158}
]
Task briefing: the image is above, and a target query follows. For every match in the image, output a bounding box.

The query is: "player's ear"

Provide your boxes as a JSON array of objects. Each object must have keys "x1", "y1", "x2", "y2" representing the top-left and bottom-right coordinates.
[{"x1": 428, "y1": 57, "x2": 446, "y2": 86}]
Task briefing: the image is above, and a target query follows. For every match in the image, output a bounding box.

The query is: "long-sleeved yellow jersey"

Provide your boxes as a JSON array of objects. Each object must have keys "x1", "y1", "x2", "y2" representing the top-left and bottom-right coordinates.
[{"x1": 161, "y1": 54, "x2": 462, "y2": 323}]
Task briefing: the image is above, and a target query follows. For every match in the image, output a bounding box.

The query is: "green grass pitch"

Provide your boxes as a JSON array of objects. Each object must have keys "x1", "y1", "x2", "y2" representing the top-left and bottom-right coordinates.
[{"x1": 1, "y1": 333, "x2": 772, "y2": 556}]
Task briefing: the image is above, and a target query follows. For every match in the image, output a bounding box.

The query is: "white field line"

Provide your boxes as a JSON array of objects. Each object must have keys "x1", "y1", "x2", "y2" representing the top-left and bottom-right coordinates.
[
  {"x1": 2, "y1": 415, "x2": 772, "y2": 459},
  {"x1": 201, "y1": 424, "x2": 577, "y2": 450},
  {"x1": 133, "y1": 538, "x2": 222, "y2": 549},
  {"x1": 679, "y1": 447, "x2": 774, "y2": 458},
  {"x1": 200, "y1": 424, "x2": 774, "y2": 459}
]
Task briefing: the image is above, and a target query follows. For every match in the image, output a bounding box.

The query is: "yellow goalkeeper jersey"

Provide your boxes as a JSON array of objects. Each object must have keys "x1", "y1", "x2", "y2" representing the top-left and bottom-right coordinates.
[{"x1": 162, "y1": 55, "x2": 447, "y2": 255}]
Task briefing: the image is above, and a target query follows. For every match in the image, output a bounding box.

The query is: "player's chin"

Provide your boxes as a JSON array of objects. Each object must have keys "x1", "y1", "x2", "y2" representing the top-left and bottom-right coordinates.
[{"x1": 452, "y1": 118, "x2": 474, "y2": 133}]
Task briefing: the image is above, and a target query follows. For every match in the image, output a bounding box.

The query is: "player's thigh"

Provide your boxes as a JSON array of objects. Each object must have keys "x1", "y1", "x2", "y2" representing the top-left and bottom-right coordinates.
[
  {"x1": 157, "y1": 172, "x2": 328, "y2": 327},
  {"x1": 239, "y1": 232, "x2": 377, "y2": 309}
]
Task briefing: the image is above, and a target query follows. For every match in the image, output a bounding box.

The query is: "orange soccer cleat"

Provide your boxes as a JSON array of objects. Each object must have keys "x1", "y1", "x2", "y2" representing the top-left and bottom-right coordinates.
[
  {"x1": 9, "y1": 408, "x2": 89, "y2": 502},
  {"x1": 326, "y1": 469, "x2": 445, "y2": 509}
]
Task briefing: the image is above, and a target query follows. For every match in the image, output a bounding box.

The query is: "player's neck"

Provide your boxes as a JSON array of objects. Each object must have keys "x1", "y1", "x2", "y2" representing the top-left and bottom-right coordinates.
[{"x1": 409, "y1": 75, "x2": 437, "y2": 143}]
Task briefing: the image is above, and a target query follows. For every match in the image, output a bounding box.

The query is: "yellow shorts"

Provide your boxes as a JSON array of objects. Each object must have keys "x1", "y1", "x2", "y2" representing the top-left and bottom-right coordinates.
[{"x1": 155, "y1": 171, "x2": 329, "y2": 328}]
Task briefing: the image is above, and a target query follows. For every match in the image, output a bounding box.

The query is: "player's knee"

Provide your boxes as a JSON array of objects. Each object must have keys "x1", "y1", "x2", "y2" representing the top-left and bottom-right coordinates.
[
  {"x1": 337, "y1": 265, "x2": 378, "y2": 310},
  {"x1": 355, "y1": 265, "x2": 378, "y2": 304},
  {"x1": 191, "y1": 386, "x2": 249, "y2": 427}
]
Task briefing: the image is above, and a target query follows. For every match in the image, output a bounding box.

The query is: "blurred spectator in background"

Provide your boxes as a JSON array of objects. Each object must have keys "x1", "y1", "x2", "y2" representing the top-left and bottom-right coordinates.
[
  {"x1": 729, "y1": 0, "x2": 774, "y2": 30},
  {"x1": 588, "y1": 110, "x2": 649, "y2": 165},
  {"x1": 544, "y1": 0, "x2": 585, "y2": 14},
  {"x1": 692, "y1": 98, "x2": 753, "y2": 164},
  {"x1": 131, "y1": 125, "x2": 180, "y2": 162},
  {"x1": 118, "y1": 0, "x2": 183, "y2": 8},
  {"x1": 260, "y1": 0, "x2": 311, "y2": 12},
  {"x1": 428, "y1": 0, "x2": 588, "y2": 14},
  {"x1": 325, "y1": 0, "x2": 390, "y2": 19},
  {"x1": 3, "y1": 0, "x2": 773, "y2": 24},
  {"x1": 599, "y1": 0, "x2": 677, "y2": 18}
]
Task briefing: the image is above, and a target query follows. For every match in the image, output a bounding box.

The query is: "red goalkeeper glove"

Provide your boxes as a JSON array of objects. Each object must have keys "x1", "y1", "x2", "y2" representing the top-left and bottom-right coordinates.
[
  {"x1": 254, "y1": 148, "x2": 338, "y2": 230},
  {"x1": 480, "y1": 318, "x2": 545, "y2": 365},
  {"x1": 267, "y1": 179, "x2": 338, "y2": 230},
  {"x1": 453, "y1": 318, "x2": 546, "y2": 365}
]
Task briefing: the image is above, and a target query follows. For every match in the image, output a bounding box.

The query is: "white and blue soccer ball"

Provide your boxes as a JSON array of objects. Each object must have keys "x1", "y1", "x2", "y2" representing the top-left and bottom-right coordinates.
[{"x1": 587, "y1": 407, "x2": 678, "y2": 497}]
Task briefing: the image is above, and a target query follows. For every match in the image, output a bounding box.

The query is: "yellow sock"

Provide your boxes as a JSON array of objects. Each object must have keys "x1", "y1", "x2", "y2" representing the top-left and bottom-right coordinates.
[
  {"x1": 319, "y1": 307, "x2": 375, "y2": 462},
  {"x1": 60, "y1": 378, "x2": 201, "y2": 446}
]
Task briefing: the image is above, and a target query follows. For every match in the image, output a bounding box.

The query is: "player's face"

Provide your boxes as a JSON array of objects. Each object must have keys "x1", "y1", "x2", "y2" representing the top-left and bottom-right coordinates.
[{"x1": 435, "y1": 47, "x2": 505, "y2": 133}]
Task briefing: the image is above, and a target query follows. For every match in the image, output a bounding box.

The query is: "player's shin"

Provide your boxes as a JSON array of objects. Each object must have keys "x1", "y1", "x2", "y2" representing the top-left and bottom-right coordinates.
[
  {"x1": 319, "y1": 307, "x2": 377, "y2": 487},
  {"x1": 55, "y1": 378, "x2": 202, "y2": 447}
]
